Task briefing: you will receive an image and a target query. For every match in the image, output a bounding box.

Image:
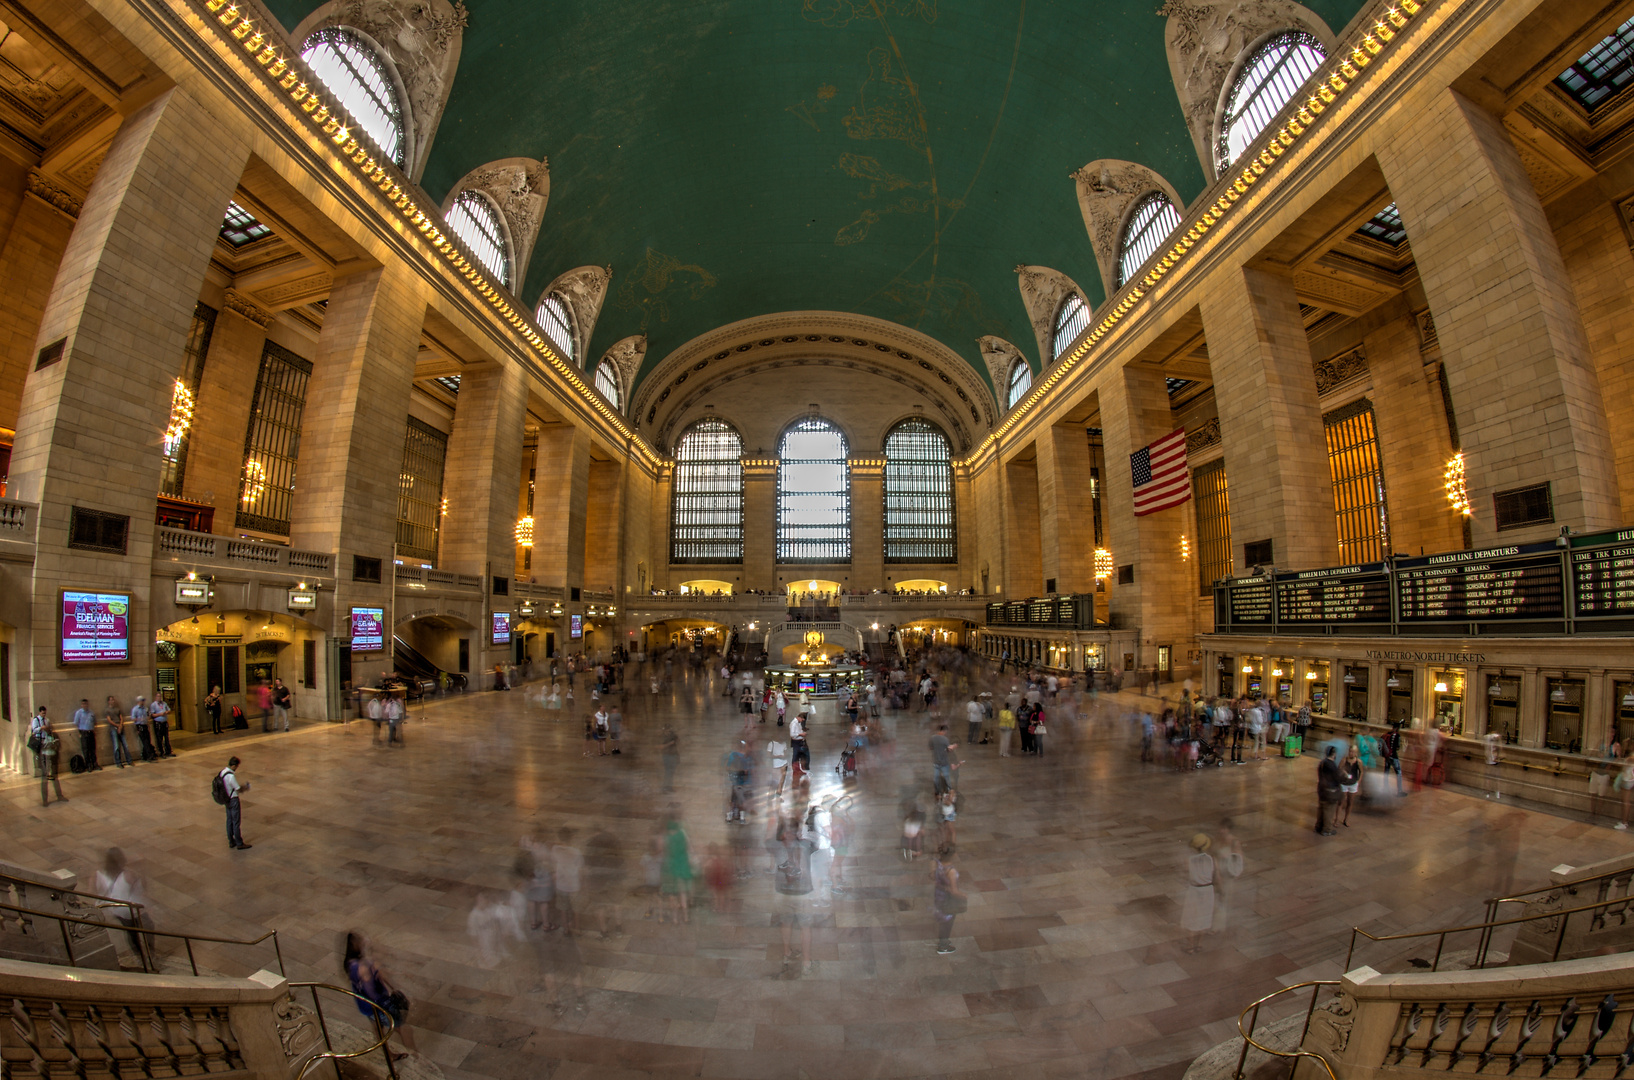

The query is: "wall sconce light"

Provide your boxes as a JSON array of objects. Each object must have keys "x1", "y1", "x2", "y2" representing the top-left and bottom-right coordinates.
[
  {"x1": 1488, "y1": 681, "x2": 1503, "y2": 697},
  {"x1": 1343, "y1": 673, "x2": 1356, "y2": 684},
  {"x1": 1306, "y1": 671, "x2": 1318, "y2": 680},
  {"x1": 1551, "y1": 686, "x2": 1567, "y2": 702},
  {"x1": 1433, "y1": 681, "x2": 1448, "y2": 693}
]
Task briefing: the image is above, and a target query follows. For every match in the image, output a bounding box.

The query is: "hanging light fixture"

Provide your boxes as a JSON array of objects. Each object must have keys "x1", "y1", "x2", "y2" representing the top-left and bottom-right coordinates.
[
  {"x1": 1241, "y1": 664, "x2": 1252, "y2": 674},
  {"x1": 1343, "y1": 672, "x2": 1356, "y2": 684},
  {"x1": 1386, "y1": 675, "x2": 1400, "y2": 688},
  {"x1": 1434, "y1": 681, "x2": 1449, "y2": 693},
  {"x1": 514, "y1": 516, "x2": 534, "y2": 547},
  {"x1": 1306, "y1": 670, "x2": 1318, "y2": 680},
  {"x1": 1622, "y1": 690, "x2": 1634, "y2": 708},
  {"x1": 1272, "y1": 667, "x2": 1283, "y2": 677},
  {"x1": 1551, "y1": 685, "x2": 1567, "y2": 702},
  {"x1": 1488, "y1": 681, "x2": 1503, "y2": 697},
  {"x1": 1444, "y1": 452, "x2": 1471, "y2": 516},
  {"x1": 1094, "y1": 548, "x2": 1114, "y2": 580}
]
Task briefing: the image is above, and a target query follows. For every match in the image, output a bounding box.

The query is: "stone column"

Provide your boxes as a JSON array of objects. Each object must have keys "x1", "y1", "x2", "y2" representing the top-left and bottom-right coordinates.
[
  {"x1": 0, "y1": 176, "x2": 76, "y2": 432},
  {"x1": 1468, "y1": 667, "x2": 1489, "y2": 737},
  {"x1": 1004, "y1": 456, "x2": 1042, "y2": 597},
  {"x1": 185, "y1": 292, "x2": 271, "y2": 532},
  {"x1": 1200, "y1": 266, "x2": 1338, "y2": 572},
  {"x1": 741, "y1": 460, "x2": 777, "y2": 591},
  {"x1": 651, "y1": 464, "x2": 672, "y2": 590},
  {"x1": 1036, "y1": 421, "x2": 1097, "y2": 594},
  {"x1": 584, "y1": 458, "x2": 625, "y2": 592},
  {"x1": 1098, "y1": 364, "x2": 1193, "y2": 668},
  {"x1": 534, "y1": 424, "x2": 590, "y2": 592},
  {"x1": 1519, "y1": 666, "x2": 1543, "y2": 749},
  {"x1": 849, "y1": 458, "x2": 884, "y2": 591},
  {"x1": 288, "y1": 262, "x2": 425, "y2": 651},
  {"x1": 1363, "y1": 313, "x2": 1463, "y2": 557},
  {"x1": 1377, "y1": 88, "x2": 1618, "y2": 543},
  {"x1": 9, "y1": 86, "x2": 250, "y2": 724}
]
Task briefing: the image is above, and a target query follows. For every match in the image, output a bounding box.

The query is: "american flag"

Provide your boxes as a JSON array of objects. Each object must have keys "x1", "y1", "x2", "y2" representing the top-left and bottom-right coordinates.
[{"x1": 1130, "y1": 428, "x2": 1191, "y2": 517}]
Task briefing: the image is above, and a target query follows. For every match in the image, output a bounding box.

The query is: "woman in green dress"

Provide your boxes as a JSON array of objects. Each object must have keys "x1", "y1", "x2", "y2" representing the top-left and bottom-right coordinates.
[{"x1": 661, "y1": 816, "x2": 694, "y2": 924}]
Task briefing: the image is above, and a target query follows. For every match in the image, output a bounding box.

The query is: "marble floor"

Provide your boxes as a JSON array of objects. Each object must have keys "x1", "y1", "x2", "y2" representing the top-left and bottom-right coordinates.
[{"x1": 3, "y1": 664, "x2": 1630, "y2": 1080}]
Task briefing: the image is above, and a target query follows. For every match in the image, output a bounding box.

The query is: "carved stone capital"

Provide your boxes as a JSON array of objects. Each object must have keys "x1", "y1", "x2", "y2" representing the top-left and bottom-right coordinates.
[
  {"x1": 222, "y1": 290, "x2": 276, "y2": 329},
  {"x1": 25, "y1": 170, "x2": 82, "y2": 218}
]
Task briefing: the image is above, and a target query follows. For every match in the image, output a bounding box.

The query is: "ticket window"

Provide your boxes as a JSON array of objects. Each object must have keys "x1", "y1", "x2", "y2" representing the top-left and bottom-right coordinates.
[
  {"x1": 1218, "y1": 655, "x2": 1235, "y2": 697},
  {"x1": 1487, "y1": 675, "x2": 1521, "y2": 744},
  {"x1": 1343, "y1": 665, "x2": 1369, "y2": 720},
  {"x1": 1306, "y1": 662, "x2": 1330, "y2": 714},
  {"x1": 1546, "y1": 678, "x2": 1586, "y2": 754},
  {"x1": 1432, "y1": 670, "x2": 1465, "y2": 736},
  {"x1": 1386, "y1": 669, "x2": 1415, "y2": 724},
  {"x1": 1614, "y1": 681, "x2": 1634, "y2": 751},
  {"x1": 1272, "y1": 659, "x2": 1295, "y2": 704},
  {"x1": 1242, "y1": 657, "x2": 1264, "y2": 699}
]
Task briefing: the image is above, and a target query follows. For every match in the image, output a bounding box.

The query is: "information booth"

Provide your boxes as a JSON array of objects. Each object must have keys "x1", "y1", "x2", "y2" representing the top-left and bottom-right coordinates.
[
  {"x1": 1432, "y1": 671, "x2": 1465, "y2": 734},
  {"x1": 1545, "y1": 677, "x2": 1586, "y2": 753},
  {"x1": 1487, "y1": 674, "x2": 1522, "y2": 743},
  {"x1": 1617, "y1": 681, "x2": 1634, "y2": 749},
  {"x1": 1342, "y1": 665, "x2": 1369, "y2": 720},
  {"x1": 1306, "y1": 662, "x2": 1330, "y2": 714},
  {"x1": 1386, "y1": 669, "x2": 1415, "y2": 723}
]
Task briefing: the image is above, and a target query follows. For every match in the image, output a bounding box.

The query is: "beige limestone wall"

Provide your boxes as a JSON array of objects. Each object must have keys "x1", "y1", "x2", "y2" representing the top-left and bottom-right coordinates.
[
  {"x1": 0, "y1": 192, "x2": 76, "y2": 435},
  {"x1": 534, "y1": 424, "x2": 589, "y2": 591},
  {"x1": 1036, "y1": 421, "x2": 1097, "y2": 594},
  {"x1": 184, "y1": 306, "x2": 268, "y2": 532},
  {"x1": 584, "y1": 458, "x2": 623, "y2": 592},
  {"x1": 850, "y1": 460, "x2": 884, "y2": 591},
  {"x1": 1003, "y1": 456, "x2": 1042, "y2": 597}
]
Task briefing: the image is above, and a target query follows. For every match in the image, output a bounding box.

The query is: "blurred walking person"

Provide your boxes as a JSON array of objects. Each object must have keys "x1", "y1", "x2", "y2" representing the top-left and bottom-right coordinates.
[
  {"x1": 343, "y1": 932, "x2": 416, "y2": 1060},
  {"x1": 931, "y1": 845, "x2": 966, "y2": 955}
]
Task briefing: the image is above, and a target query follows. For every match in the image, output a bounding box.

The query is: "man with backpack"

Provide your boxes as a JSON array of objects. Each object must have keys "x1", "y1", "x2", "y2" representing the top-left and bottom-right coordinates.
[{"x1": 213, "y1": 757, "x2": 252, "y2": 849}]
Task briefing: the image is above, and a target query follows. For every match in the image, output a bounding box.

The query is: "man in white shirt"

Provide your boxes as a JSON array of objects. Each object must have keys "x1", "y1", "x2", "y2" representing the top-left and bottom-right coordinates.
[
  {"x1": 219, "y1": 757, "x2": 251, "y2": 849},
  {"x1": 130, "y1": 698, "x2": 155, "y2": 762},
  {"x1": 788, "y1": 713, "x2": 809, "y2": 774},
  {"x1": 150, "y1": 694, "x2": 174, "y2": 758},
  {"x1": 72, "y1": 699, "x2": 101, "y2": 771},
  {"x1": 965, "y1": 696, "x2": 985, "y2": 746},
  {"x1": 366, "y1": 693, "x2": 384, "y2": 745},
  {"x1": 552, "y1": 828, "x2": 584, "y2": 931}
]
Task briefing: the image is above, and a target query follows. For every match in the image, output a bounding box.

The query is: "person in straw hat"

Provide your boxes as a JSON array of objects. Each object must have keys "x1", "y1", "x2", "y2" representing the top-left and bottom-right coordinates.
[{"x1": 1180, "y1": 832, "x2": 1216, "y2": 953}]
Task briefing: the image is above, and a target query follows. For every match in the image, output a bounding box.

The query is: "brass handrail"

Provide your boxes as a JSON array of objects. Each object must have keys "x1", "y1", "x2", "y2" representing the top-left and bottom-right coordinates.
[
  {"x1": 289, "y1": 981, "x2": 400, "y2": 1080},
  {"x1": 0, "y1": 898, "x2": 284, "y2": 977},
  {"x1": 1344, "y1": 890, "x2": 1634, "y2": 973},
  {"x1": 1234, "y1": 980, "x2": 1341, "y2": 1080}
]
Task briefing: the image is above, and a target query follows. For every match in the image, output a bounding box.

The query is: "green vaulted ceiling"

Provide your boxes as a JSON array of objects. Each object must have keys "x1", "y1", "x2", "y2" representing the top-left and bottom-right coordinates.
[{"x1": 267, "y1": 0, "x2": 1366, "y2": 396}]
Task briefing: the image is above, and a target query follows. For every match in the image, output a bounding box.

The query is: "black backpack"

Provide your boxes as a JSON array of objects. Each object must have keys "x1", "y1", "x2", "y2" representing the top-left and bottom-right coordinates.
[{"x1": 211, "y1": 772, "x2": 229, "y2": 805}]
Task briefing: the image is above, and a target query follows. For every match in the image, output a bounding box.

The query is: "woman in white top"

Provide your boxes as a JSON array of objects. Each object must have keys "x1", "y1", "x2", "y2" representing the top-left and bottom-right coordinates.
[
  {"x1": 767, "y1": 739, "x2": 790, "y2": 796},
  {"x1": 1180, "y1": 833, "x2": 1215, "y2": 954}
]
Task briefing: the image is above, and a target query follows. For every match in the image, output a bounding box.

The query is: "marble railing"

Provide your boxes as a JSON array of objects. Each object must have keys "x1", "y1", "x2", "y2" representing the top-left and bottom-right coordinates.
[
  {"x1": 0, "y1": 498, "x2": 35, "y2": 537},
  {"x1": 396, "y1": 565, "x2": 482, "y2": 591},
  {"x1": 154, "y1": 527, "x2": 333, "y2": 578}
]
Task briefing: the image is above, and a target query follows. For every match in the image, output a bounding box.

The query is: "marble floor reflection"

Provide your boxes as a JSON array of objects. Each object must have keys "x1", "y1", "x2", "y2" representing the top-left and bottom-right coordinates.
[{"x1": 3, "y1": 665, "x2": 1628, "y2": 1080}]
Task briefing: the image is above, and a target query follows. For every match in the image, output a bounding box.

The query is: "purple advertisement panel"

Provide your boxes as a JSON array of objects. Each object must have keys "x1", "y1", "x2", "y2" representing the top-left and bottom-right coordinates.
[
  {"x1": 61, "y1": 591, "x2": 131, "y2": 663},
  {"x1": 570, "y1": 614, "x2": 583, "y2": 640},
  {"x1": 351, "y1": 607, "x2": 385, "y2": 652},
  {"x1": 492, "y1": 612, "x2": 511, "y2": 645}
]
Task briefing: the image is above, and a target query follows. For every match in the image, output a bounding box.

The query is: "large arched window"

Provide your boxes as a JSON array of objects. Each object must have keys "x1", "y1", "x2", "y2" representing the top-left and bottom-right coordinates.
[
  {"x1": 884, "y1": 418, "x2": 955, "y2": 563},
  {"x1": 1006, "y1": 359, "x2": 1033, "y2": 408},
  {"x1": 447, "y1": 190, "x2": 509, "y2": 287},
  {"x1": 594, "y1": 361, "x2": 621, "y2": 408},
  {"x1": 671, "y1": 418, "x2": 743, "y2": 563},
  {"x1": 1217, "y1": 31, "x2": 1327, "y2": 171},
  {"x1": 1116, "y1": 192, "x2": 1183, "y2": 288},
  {"x1": 301, "y1": 28, "x2": 406, "y2": 167},
  {"x1": 1051, "y1": 294, "x2": 1090, "y2": 360},
  {"x1": 777, "y1": 417, "x2": 849, "y2": 563},
  {"x1": 537, "y1": 292, "x2": 576, "y2": 363}
]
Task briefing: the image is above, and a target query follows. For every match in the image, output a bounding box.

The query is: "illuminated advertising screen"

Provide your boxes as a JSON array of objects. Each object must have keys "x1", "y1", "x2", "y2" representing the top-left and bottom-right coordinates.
[
  {"x1": 350, "y1": 607, "x2": 385, "y2": 652},
  {"x1": 492, "y1": 612, "x2": 511, "y2": 645},
  {"x1": 60, "y1": 591, "x2": 131, "y2": 664},
  {"x1": 570, "y1": 614, "x2": 583, "y2": 639}
]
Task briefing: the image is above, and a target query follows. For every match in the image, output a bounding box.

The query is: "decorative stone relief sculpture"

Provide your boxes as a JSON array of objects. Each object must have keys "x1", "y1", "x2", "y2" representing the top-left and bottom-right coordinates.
[
  {"x1": 1306, "y1": 992, "x2": 1356, "y2": 1055},
  {"x1": 446, "y1": 158, "x2": 550, "y2": 292},
  {"x1": 1185, "y1": 416, "x2": 1222, "y2": 454},
  {"x1": 25, "y1": 169, "x2": 82, "y2": 218},
  {"x1": 976, "y1": 335, "x2": 1024, "y2": 411},
  {"x1": 1071, "y1": 159, "x2": 1185, "y2": 295},
  {"x1": 542, "y1": 265, "x2": 613, "y2": 365},
  {"x1": 1313, "y1": 344, "x2": 1368, "y2": 396},
  {"x1": 293, "y1": 0, "x2": 468, "y2": 182},
  {"x1": 1158, "y1": 0, "x2": 1335, "y2": 180},
  {"x1": 1014, "y1": 265, "x2": 1089, "y2": 368},
  {"x1": 601, "y1": 335, "x2": 647, "y2": 409},
  {"x1": 222, "y1": 289, "x2": 275, "y2": 329},
  {"x1": 1415, "y1": 308, "x2": 1440, "y2": 356}
]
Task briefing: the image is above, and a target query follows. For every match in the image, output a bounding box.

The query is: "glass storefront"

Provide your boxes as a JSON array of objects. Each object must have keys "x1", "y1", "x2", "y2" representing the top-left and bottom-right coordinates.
[
  {"x1": 1242, "y1": 657, "x2": 1263, "y2": 699},
  {"x1": 1342, "y1": 665, "x2": 1369, "y2": 720},
  {"x1": 1432, "y1": 669, "x2": 1465, "y2": 735},
  {"x1": 1271, "y1": 658, "x2": 1295, "y2": 704},
  {"x1": 1545, "y1": 676, "x2": 1585, "y2": 753},
  {"x1": 1306, "y1": 661, "x2": 1330, "y2": 715},
  {"x1": 1487, "y1": 674, "x2": 1521, "y2": 744}
]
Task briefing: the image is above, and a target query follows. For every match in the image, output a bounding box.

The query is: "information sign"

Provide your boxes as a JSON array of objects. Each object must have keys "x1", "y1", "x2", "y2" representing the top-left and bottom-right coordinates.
[
  {"x1": 350, "y1": 607, "x2": 385, "y2": 652},
  {"x1": 60, "y1": 591, "x2": 131, "y2": 663},
  {"x1": 492, "y1": 612, "x2": 512, "y2": 645}
]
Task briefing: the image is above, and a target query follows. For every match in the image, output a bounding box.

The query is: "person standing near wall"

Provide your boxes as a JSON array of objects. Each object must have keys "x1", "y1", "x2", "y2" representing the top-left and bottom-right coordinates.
[
  {"x1": 131, "y1": 697, "x2": 155, "y2": 762},
  {"x1": 31, "y1": 709, "x2": 67, "y2": 805},
  {"x1": 150, "y1": 693, "x2": 174, "y2": 758},
  {"x1": 271, "y1": 679, "x2": 293, "y2": 732},
  {"x1": 72, "y1": 699, "x2": 101, "y2": 771},
  {"x1": 106, "y1": 697, "x2": 130, "y2": 768}
]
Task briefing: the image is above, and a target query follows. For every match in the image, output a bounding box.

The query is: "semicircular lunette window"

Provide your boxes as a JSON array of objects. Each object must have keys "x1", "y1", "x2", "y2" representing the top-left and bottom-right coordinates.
[
  {"x1": 447, "y1": 190, "x2": 509, "y2": 288},
  {"x1": 1218, "y1": 30, "x2": 1327, "y2": 171},
  {"x1": 537, "y1": 292, "x2": 576, "y2": 364},
  {"x1": 1006, "y1": 359, "x2": 1033, "y2": 409},
  {"x1": 1116, "y1": 193, "x2": 1183, "y2": 288},
  {"x1": 777, "y1": 417, "x2": 850, "y2": 563},
  {"x1": 300, "y1": 27, "x2": 406, "y2": 167},
  {"x1": 1051, "y1": 294, "x2": 1090, "y2": 361},
  {"x1": 594, "y1": 361, "x2": 621, "y2": 408}
]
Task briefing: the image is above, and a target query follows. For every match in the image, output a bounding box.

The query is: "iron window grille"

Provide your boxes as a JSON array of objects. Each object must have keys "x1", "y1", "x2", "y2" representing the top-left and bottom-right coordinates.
[
  {"x1": 1494, "y1": 483, "x2": 1555, "y2": 531},
  {"x1": 1116, "y1": 193, "x2": 1183, "y2": 287},
  {"x1": 1555, "y1": 15, "x2": 1634, "y2": 111},
  {"x1": 1217, "y1": 30, "x2": 1327, "y2": 171},
  {"x1": 1051, "y1": 295, "x2": 1090, "y2": 360},
  {"x1": 396, "y1": 416, "x2": 448, "y2": 563},
  {"x1": 158, "y1": 302, "x2": 217, "y2": 498},
  {"x1": 537, "y1": 293, "x2": 576, "y2": 363},
  {"x1": 671, "y1": 418, "x2": 744, "y2": 564},
  {"x1": 777, "y1": 417, "x2": 850, "y2": 563},
  {"x1": 219, "y1": 201, "x2": 272, "y2": 247},
  {"x1": 1192, "y1": 459, "x2": 1233, "y2": 596},
  {"x1": 235, "y1": 341, "x2": 313, "y2": 536},
  {"x1": 1006, "y1": 359, "x2": 1033, "y2": 408},
  {"x1": 595, "y1": 361, "x2": 621, "y2": 408},
  {"x1": 1323, "y1": 398, "x2": 1391, "y2": 565},
  {"x1": 447, "y1": 190, "x2": 509, "y2": 288},
  {"x1": 300, "y1": 27, "x2": 406, "y2": 166},
  {"x1": 884, "y1": 418, "x2": 955, "y2": 563},
  {"x1": 67, "y1": 507, "x2": 129, "y2": 555}
]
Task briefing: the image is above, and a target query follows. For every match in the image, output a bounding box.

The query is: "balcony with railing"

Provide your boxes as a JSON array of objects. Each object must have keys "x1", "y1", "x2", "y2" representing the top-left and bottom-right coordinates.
[
  {"x1": 0, "y1": 498, "x2": 36, "y2": 560},
  {"x1": 395, "y1": 564, "x2": 483, "y2": 592},
  {"x1": 153, "y1": 526, "x2": 334, "y2": 579}
]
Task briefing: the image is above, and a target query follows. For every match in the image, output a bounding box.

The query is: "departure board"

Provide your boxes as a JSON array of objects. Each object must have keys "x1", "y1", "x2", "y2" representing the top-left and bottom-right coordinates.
[
  {"x1": 1276, "y1": 566, "x2": 1391, "y2": 624},
  {"x1": 1226, "y1": 579, "x2": 1274, "y2": 625},
  {"x1": 1396, "y1": 549, "x2": 1564, "y2": 622},
  {"x1": 1571, "y1": 528, "x2": 1634, "y2": 618}
]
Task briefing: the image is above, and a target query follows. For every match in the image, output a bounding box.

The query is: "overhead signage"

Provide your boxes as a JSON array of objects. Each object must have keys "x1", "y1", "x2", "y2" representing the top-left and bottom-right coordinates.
[
  {"x1": 174, "y1": 580, "x2": 211, "y2": 605},
  {"x1": 287, "y1": 589, "x2": 318, "y2": 611},
  {"x1": 350, "y1": 607, "x2": 385, "y2": 652},
  {"x1": 61, "y1": 590, "x2": 131, "y2": 664}
]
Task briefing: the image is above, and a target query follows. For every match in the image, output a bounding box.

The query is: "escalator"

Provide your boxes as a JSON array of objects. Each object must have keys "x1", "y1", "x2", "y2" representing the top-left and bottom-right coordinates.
[{"x1": 392, "y1": 636, "x2": 468, "y2": 693}]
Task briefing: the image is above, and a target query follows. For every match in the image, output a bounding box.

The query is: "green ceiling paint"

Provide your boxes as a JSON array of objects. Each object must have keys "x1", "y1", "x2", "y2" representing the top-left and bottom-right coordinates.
[{"x1": 267, "y1": 0, "x2": 1367, "y2": 394}]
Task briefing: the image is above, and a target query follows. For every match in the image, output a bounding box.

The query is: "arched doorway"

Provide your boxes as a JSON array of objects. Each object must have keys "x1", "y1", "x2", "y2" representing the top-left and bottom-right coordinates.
[{"x1": 155, "y1": 609, "x2": 325, "y2": 730}]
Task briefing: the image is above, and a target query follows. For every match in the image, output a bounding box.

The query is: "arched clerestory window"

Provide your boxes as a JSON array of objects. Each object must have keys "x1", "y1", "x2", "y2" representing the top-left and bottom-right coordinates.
[
  {"x1": 537, "y1": 291, "x2": 576, "y2": 364},
  {"x1": 447, "y1": 190, "x2": 510, "y2": 288},
  {"x1": 1116, "y1": 192, "x2": 1183, "y2": 288},
  {"x1": 884, "y1": 418, "x2": 955, "y2": 563},
  {"x1": 594, "y1": 361, "x2": 621, "y2": 408},
  {"x1": 1006, "y1": 359, "x2": 1033, "y2": 409},
  {"x1": 1217, "y1": 30, "x2": 1327, "y2": 172},
  {"x1": 671, "y1": 418, "x2": 743, "y2": 563},
  {"x1": 777, "y1": 417, "x2": 849, "y2": 563},
  {"x1": 301, "y1": 27, "x2": 407, "y2": 167},
  {"x1": 1051, "y1": 294, "x2": 1090, "y2": 361}
]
